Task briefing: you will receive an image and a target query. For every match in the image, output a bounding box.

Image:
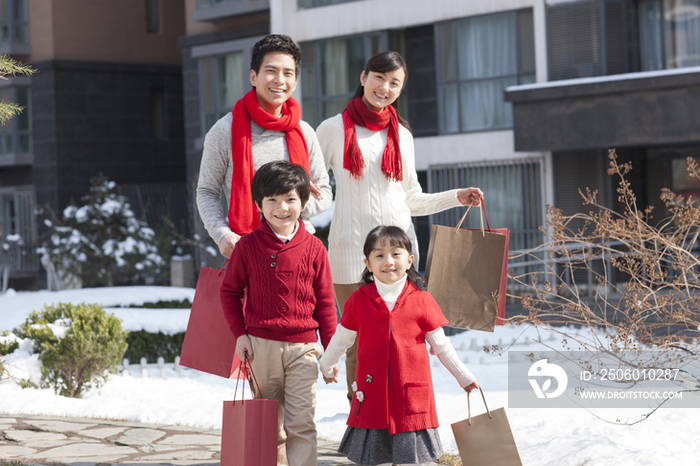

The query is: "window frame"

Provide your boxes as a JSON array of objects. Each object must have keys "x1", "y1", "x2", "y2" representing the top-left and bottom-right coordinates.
[
  {"x1": 0, "y1": 0, "x2": 28, "y2": 45},
  {"x1": 434, "y1": 8, "x2": 536, "y2": 135},
  {"x1": 297, "y1": 0, "x2": 362, "y2": 9},
  {"x1": 0, "y1": 84, "x2": 31, "y2": 156},
  {"x1": 301, "y1": 32, "x2": 387, "y2": 128},
  {"x1": 193, "y1": 36, "x2": 262, "y2": 136}
]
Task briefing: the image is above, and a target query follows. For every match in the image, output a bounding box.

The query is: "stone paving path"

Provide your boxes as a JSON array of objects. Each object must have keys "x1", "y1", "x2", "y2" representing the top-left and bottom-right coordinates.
[{"x1": 0, "y1": 414, "x2": 439, "y2": 465}]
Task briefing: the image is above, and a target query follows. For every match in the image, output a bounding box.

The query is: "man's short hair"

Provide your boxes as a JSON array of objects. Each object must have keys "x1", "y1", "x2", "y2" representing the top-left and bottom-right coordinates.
[
  {"x1": 251, "y1": 161, "x2": 310, "y2": 207},
  {"x1": 250, "y1": 34, "x2": 301, "y2": 77}
]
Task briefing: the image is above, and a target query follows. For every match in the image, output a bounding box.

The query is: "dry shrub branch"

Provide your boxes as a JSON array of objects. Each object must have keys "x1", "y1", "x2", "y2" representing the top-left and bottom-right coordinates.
[{"x1": 507, "y1": 149, "x2": 700, "y2": 407}]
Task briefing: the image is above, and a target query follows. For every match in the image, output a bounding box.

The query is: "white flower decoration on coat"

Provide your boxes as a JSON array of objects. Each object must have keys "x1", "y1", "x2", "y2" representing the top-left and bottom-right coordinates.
[
  {"x1": 356, "y1": 391, "x2": 364, "y2": 402},
  {"x1": 352, "y1": 381, "x2": 358, "y2": 392}
]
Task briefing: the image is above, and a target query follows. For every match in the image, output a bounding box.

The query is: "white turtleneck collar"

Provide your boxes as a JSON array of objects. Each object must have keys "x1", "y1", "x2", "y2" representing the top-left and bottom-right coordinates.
[{"x1": 374, "y1": 275, "x2": 407, "y2": 311}]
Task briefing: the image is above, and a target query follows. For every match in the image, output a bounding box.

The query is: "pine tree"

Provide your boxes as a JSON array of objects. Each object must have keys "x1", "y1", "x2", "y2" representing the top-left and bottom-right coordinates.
[{"x1": 41, "y1": 174, "x2": 165, "y2": 287}]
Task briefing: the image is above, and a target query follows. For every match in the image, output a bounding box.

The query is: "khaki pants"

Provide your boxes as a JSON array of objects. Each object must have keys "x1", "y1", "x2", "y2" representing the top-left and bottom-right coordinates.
[
  {"x1": 248, "y1": 336, "x2": 322, "y2": 466},
  {"x1": 333, "y1": 283, "x2": 361, "y2": 403}
]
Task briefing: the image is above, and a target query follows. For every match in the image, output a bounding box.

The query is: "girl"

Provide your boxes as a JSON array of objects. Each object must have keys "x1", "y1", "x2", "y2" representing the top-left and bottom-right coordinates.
[
  {"x1": 320, "y1": 225, "x2": 479, "y2": 466},
  {"x1": 316, "y1": 51, "x2": 483, "y2": 400}
]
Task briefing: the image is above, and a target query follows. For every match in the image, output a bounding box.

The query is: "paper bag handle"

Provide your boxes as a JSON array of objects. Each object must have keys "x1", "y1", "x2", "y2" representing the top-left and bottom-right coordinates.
[
  {"x1": 233, "y1": 353, "x2": 264, "y2": 403},
  {"x1": 467, "y1": 387, "x2": 492, "y2": 426},
  {"x1": 455, "y1": 199, "x2": 491, "y2": 237}
]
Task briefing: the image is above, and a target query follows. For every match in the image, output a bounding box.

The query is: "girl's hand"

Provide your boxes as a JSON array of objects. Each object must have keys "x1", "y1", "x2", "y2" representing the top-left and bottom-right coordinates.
[
  {"x1": 310, "y1": 182, "x2": 323, "y2": 200},
  {"x1": 323, "y1": 365, "x2": 339, "y2": 384},
  {"x1": 464, "y1": 381, "x2": 480, "y2": 393},
  {"x1": 457, "y1": 188, "x2": 483, "y2": 206}
]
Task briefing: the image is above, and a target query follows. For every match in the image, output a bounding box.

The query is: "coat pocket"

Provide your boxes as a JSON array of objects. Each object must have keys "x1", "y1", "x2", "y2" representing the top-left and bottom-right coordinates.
[{"x1": 405, "y1": 382, "x2": 430, "y2": 415}]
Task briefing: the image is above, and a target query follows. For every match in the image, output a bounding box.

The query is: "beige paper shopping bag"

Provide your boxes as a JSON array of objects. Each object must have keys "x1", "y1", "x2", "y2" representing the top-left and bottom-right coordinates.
[
  {"x1": 424, "y1": 203, "x2": 508, "y2": 332},
  {"x1": 451, "y1": 389, "x2": 523, "y2": 466}
]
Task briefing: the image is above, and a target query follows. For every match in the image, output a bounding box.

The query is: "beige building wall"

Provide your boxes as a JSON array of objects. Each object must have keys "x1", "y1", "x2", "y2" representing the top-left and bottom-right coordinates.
[{"x1": 28, "y1": 0, "x2": 186, "y2": 64}]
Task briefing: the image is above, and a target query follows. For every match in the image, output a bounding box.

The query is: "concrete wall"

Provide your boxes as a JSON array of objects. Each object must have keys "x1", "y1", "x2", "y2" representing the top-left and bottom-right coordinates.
[{"x1": 29, "y1": 0, "x2": 186, "y2": 64}]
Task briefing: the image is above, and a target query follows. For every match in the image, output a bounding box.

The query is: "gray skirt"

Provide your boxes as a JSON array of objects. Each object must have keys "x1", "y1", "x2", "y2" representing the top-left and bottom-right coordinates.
[{"x1": 338, "y1": 426, "x2": 443, "y2": 466}]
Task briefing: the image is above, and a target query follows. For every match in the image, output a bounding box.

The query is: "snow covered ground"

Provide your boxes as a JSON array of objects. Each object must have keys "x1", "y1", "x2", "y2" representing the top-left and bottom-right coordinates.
[{"x1": 1, "y1": 286, "x2": 699, "y2": 465}]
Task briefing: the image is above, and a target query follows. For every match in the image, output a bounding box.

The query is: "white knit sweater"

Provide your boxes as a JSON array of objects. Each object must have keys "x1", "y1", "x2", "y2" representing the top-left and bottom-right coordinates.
[{"x1": 316, "y1": 114, "x2": 462, "y2": 284}]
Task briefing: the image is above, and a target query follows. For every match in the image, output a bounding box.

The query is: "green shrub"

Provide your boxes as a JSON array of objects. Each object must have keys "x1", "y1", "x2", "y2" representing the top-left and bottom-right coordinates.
[
  {"x1": 14, "y1": 302, "x2": 129, "y2": 398},
  {"x1": 127, "y1": 298, "x2": 192, "y2": 309},
  {"x1": 124, "y1": 330, "x2": 185, "y2": 363},
  {"x1": 17, "y1": 378, "x2": 37, "y2": 389},
  {"x1": 0, "y1": 330, "x2": 20, "y2": 355}
]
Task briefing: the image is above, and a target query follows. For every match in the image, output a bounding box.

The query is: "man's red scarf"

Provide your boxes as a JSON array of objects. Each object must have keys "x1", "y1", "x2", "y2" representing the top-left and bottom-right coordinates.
[
  {"x1": 342, "y1": 96, "x2": 402, "y2": 181},
  {"x1": 228, "y1": 88, "x2": 309, "y2": 236}
]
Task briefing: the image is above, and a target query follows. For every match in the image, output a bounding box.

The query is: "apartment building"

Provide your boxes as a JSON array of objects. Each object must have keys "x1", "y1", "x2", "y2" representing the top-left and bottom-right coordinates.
[
  {"x1": 184, "y1": 0, "x2": 699, "y2": 273},
  {"x1": 0, "y1": 0, "x2": 187, "y2": 289}
]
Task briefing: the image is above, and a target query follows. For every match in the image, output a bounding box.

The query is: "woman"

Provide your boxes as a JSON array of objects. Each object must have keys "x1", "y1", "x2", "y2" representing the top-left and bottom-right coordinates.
[{"x1": 316, "y1": 51, "x2": 483, "y2": 401}]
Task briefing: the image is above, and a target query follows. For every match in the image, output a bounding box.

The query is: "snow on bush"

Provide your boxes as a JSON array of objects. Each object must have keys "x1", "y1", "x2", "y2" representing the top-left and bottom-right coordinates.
[{"x1": 39, "y1": 175, "x2": 165, "y2": 287}]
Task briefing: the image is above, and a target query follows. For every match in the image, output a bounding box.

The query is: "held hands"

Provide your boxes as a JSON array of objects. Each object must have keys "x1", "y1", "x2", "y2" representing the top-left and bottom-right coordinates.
[
  {"x1": 218, "y1": 232, "x2": 240, "y2": 259},
  {"x1": 323, "y1": 365, "x2": 339, "y2": 384},
  {"x1": 457, "y1": 187, "x2": 484, "y2": 207},
  {"x1": 235, "y1": 335, "x2": 253, "y2": 362},
  {"x1": 464, "y1": 380, "x2": 480, "y2": 394}
]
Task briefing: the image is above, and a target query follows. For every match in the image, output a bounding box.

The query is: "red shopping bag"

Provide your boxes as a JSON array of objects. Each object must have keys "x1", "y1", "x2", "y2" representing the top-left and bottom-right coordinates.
[
  {"x1": 179, "y1": 263, "x2": 247, "y2": 379},
  {"x1": 221, "y1": 358, "x2": 278, "y2": 466}
]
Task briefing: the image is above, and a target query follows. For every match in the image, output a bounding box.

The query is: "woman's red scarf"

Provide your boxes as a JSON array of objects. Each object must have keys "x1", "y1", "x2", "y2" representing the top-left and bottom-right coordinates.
[
  {"x1": 342, "y1": 96, "x2": 402, "y2": 181},
  {"x1": 228, "y1": 88, "x2": 309, "y2": 236}
]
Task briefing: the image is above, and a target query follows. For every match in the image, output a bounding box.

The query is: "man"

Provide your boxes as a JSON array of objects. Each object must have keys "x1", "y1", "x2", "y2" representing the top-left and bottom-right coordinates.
[{"x1": 197, "y1": 34, "x2": 331, "y2": 257}]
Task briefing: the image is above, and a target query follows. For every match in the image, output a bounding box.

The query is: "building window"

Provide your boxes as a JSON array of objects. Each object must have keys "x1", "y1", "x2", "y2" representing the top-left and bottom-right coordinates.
[
  {"x1": 640, "y1": 0, "x2": 700, "y2": 70},
  {"x1": 0, "y1": 186, "x2": 38, "y2": 274},
  {"x1": 298, "y1": 0, "x2": 361, "y2": 8},
  {"x1": 146, "y1": 0, "x2": 160, "y2": 34},
  {"x1": 301, "y1": 34, "x2": 384, "y2": 128},
  {"x1": 0, "y1": 0, "x2": 28, "y2": 45},
  {"x1": 0, "y1": 86, "x2": 31, "y2": 155},
  {"x1": 199, "y1": 52, "x2": 246, "y2": 133},
  {"x1": 436, "y1": 10, "x2": 535, "y2": 134}
]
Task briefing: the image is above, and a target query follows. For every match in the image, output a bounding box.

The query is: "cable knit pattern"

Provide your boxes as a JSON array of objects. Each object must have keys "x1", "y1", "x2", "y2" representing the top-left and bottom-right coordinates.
[
  {"x1": 197, "y1": 113, "x2": 332, "y2": 246},
  {"x1": 219, "y1": 219, "x2": 337, "y2": 348},
  {"x1": 317, "y1": 114, "x2": 463, "y2": 284}
]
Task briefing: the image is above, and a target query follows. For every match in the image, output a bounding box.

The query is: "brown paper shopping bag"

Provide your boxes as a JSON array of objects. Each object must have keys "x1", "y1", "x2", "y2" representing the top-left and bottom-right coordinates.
[
  {"x1": 451, "y1": 389, "x2": 523, "y2": 466},
  {"x1": 179, "y1": 263, "x2": 247, "y2": 379},
  {"x1": 221, "y1": 358, "x2": 278, "y2": 466},
  {"x1": 424, "y1": 201, "x2": 509, "y2": 332}
]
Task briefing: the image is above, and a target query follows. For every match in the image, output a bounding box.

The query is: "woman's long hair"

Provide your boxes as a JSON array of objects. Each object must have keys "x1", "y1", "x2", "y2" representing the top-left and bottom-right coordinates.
[
  {"x1": 360, "y1": 225, "x2": 425, "y2": 290},
  {"x1": 353, "y1": 51, "x2": 411, "y2": 131}
]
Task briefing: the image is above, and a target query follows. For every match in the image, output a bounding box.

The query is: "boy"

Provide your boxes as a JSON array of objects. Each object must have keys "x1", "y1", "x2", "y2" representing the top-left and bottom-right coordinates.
[
  {"x1": 197, "y1": 34, "x2": 331, "y2": 259},
  {"x1": 220, "y1": 161, "x2": 337, "y2": 466}
]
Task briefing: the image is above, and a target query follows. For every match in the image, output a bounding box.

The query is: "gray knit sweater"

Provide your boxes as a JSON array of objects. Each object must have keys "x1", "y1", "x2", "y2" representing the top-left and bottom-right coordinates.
[{"x1": 196, "y1": 112, "x2": 332, "y2": 247}]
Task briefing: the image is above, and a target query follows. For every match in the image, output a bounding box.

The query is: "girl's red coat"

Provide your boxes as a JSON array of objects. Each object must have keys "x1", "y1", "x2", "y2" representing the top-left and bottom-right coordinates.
[{"x1": 340, "y1": 281, "x2": 448, "y2": 434}]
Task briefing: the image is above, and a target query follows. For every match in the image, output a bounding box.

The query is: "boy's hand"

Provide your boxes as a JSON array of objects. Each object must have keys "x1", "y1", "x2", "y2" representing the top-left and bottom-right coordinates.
[
  {"x1": 464, "y1": 381, "x2": 480, "y2": 393},
  {"x1": 310, "y1": 182, "x2": 323, "y2": 200},
  {"x1": 235, "y1": 335, "x2": 253, "y2": 362},
  {"x1": 323, "y1": 365, "x2": 339, "y2": 384}
]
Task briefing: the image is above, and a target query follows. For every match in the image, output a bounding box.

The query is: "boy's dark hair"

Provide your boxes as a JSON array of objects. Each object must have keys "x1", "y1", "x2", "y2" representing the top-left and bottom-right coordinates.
[
  {"x1": 360, "y1": 225, "x2": 425, "y2": 290},
  {"x1": 250, "y1": 34, "x2": 301, "y2": 76},
  {"x1": 251, "y1": 161, "x2": 310, "y2": 208}
]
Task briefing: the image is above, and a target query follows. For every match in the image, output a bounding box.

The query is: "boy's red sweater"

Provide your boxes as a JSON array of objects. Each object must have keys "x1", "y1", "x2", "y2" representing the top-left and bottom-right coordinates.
[{"x1": 220, "y1": 219, "x2": 337, "y2": 349}]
